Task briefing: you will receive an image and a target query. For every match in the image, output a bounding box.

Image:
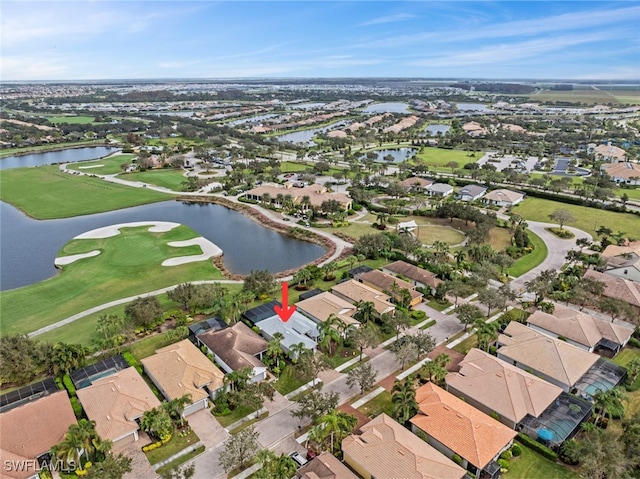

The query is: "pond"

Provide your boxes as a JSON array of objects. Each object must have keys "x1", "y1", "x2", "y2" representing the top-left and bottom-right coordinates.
[
  {"x1": 361, "y1": 148, "x2": 417, "y2": 163},
  {"x1": 227, "y1": 114, "x2": 279, "y2": 126},
  {"x1": 0, "y1": 146, "x2": 120, "y2": 170},
  {"x1": 0, "y1": 200, "x2": 326, "y2": 291},
  {"x1": 455, "y1": 103, "x2": 493, "y2": 113},
  {"x1": 362, "y1": 102, "x2": 411, "y2": 114},
  {"x1": 424, "y1": 124, "x2": 451, "y2": 136},
  {"x1": 274, "y1": 121, "x2": 348, "y2": 146},
  {"x1": 288, "y1": 102, "x2": 326, "y2": 110}
]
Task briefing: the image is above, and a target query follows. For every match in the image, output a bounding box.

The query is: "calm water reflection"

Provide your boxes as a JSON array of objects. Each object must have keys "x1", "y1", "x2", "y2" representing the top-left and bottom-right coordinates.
[{"x1": 0, "y1": 147, "x2": 119, "y2": 170}]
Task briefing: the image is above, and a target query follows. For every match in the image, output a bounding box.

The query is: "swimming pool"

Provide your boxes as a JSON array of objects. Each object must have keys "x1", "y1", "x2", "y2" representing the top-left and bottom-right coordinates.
[
  {"x1": 584, "y1": 378, "x2": 615, "y2": 396},
  {"x1": 76, "y1": 368, "x2": 117, "y2": 389}
]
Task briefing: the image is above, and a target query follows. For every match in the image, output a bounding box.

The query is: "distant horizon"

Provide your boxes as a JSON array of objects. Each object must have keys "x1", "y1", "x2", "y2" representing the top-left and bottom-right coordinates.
[{"x1": 2, "y1": 1, "x2": 639, "y2": 82}]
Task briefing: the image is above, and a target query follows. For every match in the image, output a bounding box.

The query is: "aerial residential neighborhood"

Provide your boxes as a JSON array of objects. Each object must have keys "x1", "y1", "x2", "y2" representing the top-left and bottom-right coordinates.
[{"x1": 1, "y1": 2, "x2": 640, "y2": 479}]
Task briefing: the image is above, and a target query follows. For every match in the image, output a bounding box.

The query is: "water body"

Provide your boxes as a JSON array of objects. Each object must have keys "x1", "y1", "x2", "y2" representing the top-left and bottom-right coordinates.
[
  {"x1": 288, "y1": 102, "x2": 326, "y2": 110},
  {"x1": 424, "y1": 124, "x2": 451, "y2": 136},
  {"x1": 0, "y1": 200, "x2": 326, "y2": 291},
  {"x1": 456, "y1": 103, "x2": 493, "y2": 113},
  {"x1": 0, "y1": 147, "x2": 119, "y2": 170},
  {"x1": 362, "y1": 102, "x2": 410, "y2": 114},
  {"x1": 227, "y1": 114, "x2": 279, "y2": 126},
  {"x1": 361, "y1": 148, "x2": 417, "y2": 163},
  {"x1": 274, "y1": 121, "x2": 347, "y2": 146}
]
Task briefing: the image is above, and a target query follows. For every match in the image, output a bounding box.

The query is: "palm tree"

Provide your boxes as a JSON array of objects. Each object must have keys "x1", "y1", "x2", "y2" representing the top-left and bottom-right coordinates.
[
  {"x1": 311, "y1": 410, "x2": 357, "y2": 452},
  {"x1": 474, "y1": 319, "x2": 498, "y2": 352},
  {"x1": 321, "y1": 262, "x2": 338, "y2": 281},
  {"x1": 266, "y1": 332, "x2": 285, "y2": 372},
  {"x1": 51, "y1": 342, "x2": 88, "y2": 376},
  {"x1": 289, "y1": 342, "x2": 309, "y2": 363},
  {"x1": 140, "y1": 407, "x2": 174, "y2": 441},
  {"x1": 318, "y1": 319, "x2": 341, "y2": 356},
  {"x1": 354, "y1": 300, "x2": 376, "y2": 325},
  {"x1": 162, "y1": 394, "x2": 192, "y2": 427},
  {"x1": 376, "y1": 212, "x2": 390, "y2": 229},
  {"x1": 592, "y1": 387, "x2": 627, "y2": 427},
  {"x1": 392, "y1": 378, "x2": 417, "y2": 426}
]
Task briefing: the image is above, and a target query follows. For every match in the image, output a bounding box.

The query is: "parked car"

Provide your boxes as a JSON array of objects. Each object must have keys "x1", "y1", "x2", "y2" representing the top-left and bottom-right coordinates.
[{"x1": 289, "y1": 451, "x2": 308, "y2": 468}]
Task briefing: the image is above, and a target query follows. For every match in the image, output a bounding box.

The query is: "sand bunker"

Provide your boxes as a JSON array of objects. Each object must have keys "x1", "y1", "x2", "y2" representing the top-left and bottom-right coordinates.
[
  {"x1": 162, "y1": 237, "x2": 222, "y2": 266},
  {"x1": 55, "y1": 250, "x2": 101, "y2": 266},
  {"x1": 74, "y1": 222, "x2": 180, "y2": 239},
  {"x1": 78, "y1": 164, "x2": 105, "y2": 169}
]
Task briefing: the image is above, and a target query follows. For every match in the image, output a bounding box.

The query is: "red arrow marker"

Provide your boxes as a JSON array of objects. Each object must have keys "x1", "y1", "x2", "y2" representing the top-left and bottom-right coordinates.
[{"x1": 274, "y1": 281, "x2": 296, "y2": 322}]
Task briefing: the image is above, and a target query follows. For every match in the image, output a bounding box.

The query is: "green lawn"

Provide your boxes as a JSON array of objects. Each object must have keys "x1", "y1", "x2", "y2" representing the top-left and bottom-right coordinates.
[
  {"x1": 414, "y1": 147, "x2": 483, "y2": 172},
  {"x1": 505, "y1": 444, "x2": 578, "y2": 479},
  {"x1": 0, "y1": 165, "x2": 172, "y2": 219},
  {"x1": 508, "y1": 231, "x2": 548, "y2": 277},
  {"x1": 1, "y1": 225, "x2": 223, "y2": 337},
  {"x1": 616, "y1": 187, "x2": 640, "y2": 201},
  {"x1": 129, "y1": 331, "x2": 175, "y2": 361},
  {"x1": 273, "y1": 364, "x2": 312, "y2": 395},
  {"x1": 66, "y1": 154, "x2": 135, "y2": 175},
  {"x1": 119, "y1": 169, "x2": 187, "y2": 190},
  {"x1": 46, "y1": 115, "x2": 101, "y2": 125},
  {"x1": 279, "y1": 161, "x2": 311, "y2": 173},
  {"x1": 512, "y1": 197, "x2": 640, "y2": 238},
  {"x1": 214, "y1": 404, "x2": 255, "y2": 428},
  {"x1": 488, "y1": 227, "x2": 513, "y2": 252},
  {"x1": 356, "y1": 391, "x2": 393, "y2": 418},
  {"x1": 416, "y1": 225, "x2": 466, "y2": 246},
  {"x1": 155, "y1": 445, "x2": 205, "y2": 476},
  {"x1": 145, "y1": 428, "x2": 199, "y2": 465},
  {"x1": 452, "y1": 333, "x2": 478, "y2": 354}
]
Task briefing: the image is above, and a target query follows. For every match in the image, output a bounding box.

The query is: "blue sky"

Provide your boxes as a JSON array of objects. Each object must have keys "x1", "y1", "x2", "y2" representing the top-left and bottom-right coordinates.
[{"x1": 1, "y1": 1, "x2": 639, "y2": 81}]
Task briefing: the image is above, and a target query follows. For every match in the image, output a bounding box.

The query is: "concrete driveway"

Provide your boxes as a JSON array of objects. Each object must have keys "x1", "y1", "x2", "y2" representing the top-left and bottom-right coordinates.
[{"x1": 189, "y1": 408, "x2": 229, "y2": 449}]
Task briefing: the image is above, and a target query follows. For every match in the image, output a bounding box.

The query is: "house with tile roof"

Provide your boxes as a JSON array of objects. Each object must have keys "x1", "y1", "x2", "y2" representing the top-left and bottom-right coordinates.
[
  {"x1": 244, "y1": 183, "x2": 352, "y2": 211},
  {"x1": 0, "y1": 391, "x2": 77, "y2": 479},
  {"x1": 382, "y1": 260, "x2": 442, "y2": 295},
  {"x1": 601, "y1": 242, "x2": 640, "y2": 282},
  {"x1": 296, "y1": 451, "x2": 359, "y2": 479},
  {"x1": 195, "y1": 322, "x2": 268, "y2": 383},
  {"x1": 455, "y1": 184, "x2": 487, "y2": 202},
  {"x1": 446, "y1": 349, "x2": 563, "y2": 429},
  {"x1": 356, "y1": 269, "x2": 423, "y2": 307},
  {"x1": 342, "y1": 413, "x2": 466, "y2": 479},
  {"x1": 331, "y1": 280, "x2": 395, "y2": 315},
  {"x1": 426, "y1": 183, "x2": 454, "y2": 197},
  {"x1": 296, "y1": 291, "x2": 360, "y2": 331},
  {"x1": 526, "y1": 305, "x2": 633, "y2": 355},
  {"x1": 594, "y1": 144, "x2": 627, "y2": 162},
  {"x1": 141, "y1": 339, "x2": 225, "y2": 416},
  {"x1": 601, "y1": 162, "x2": 640, "y2": 185},
  {"x1": 496, "y1": 322, "x2": 600, "y2": 392},
  {"x1": 483, "y1": 189, "x2": 525, "y2": 207},
  {"x1": 584, "y1": 269, "x2": 640, "y2": 314},
  {"x1": 76, "y1": 367, "x2": 160, "y2": 448},
  {"x1": 410, "y1": 383, "x2": 516, "y2": 479},
  {"x1": 399, "y1": 176, "x2": 433, "y2": 192}
]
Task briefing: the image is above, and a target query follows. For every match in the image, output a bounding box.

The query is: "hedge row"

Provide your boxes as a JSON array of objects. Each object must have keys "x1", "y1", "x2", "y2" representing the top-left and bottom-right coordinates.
[
  {"x1": 516, "y1": 433, "x2": 558, "y2": 461},
  {"x1": 123, "y1": 351, "x2": 144, "y2": 375},
  {"x1": 62, "y1": 374, "x2": 76, "y2": 396}
]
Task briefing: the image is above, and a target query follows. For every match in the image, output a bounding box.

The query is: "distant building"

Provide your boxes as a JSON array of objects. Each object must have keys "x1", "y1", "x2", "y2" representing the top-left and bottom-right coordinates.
[
  {"x1": 244, "y1": 183, "x2": 352, "y2": 211},
  {"x1": 483, "y1": 188, "x2": 525, "y2": 207},
  {"x1": 594, "y1": 144, "x2": 627, "y2": 162},
  {"x1": 399, "y1": 176, "x2": 433, "y2": 192}
]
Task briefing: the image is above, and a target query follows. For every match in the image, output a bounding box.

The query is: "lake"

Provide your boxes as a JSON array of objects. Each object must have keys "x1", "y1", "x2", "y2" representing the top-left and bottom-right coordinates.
[
  {"x1": 456, "y1": 103, "x2": 493, "y2": 113},
  {"x1": 227, "y1": 114, "x2": 279, "y2": 126},
  {"x1": 0, "y1": 200, "x2": 326, "y2": 291},
  {"x1": 362, "y1": 148, "x2": 417, "y2": 163},
  {"x1": 424, "y1": 124, "x2": 451, "y2": 136},
  {"x1": 362, "y1": 102, "x2": 411, "y2": 114},
  {"x1": 274, "y1": 121, "x2": 348, "y2": 146},
  {"x1": 0, "y1": 146, "x2": 119, "y2": 170}
]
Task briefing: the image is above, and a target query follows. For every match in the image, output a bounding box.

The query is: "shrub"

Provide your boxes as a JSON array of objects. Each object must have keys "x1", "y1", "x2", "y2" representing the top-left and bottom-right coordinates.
[
  {"x1": 547, "y1": 227, "x2": 574, "y2": 239},
  {"x1": 511, "y1": 443, "x2": 522, "y2": 457},
  {"x1": 55, "y1": 377, "x2": 64, "y2": 390},
  {"x1": 500, "y1": 450, "x2": 513, "y2": 461},
  {"x1": 497, "y1": 459, "x2": 510, "y2": 471},
  {"x1": 451, "y1": 453, "x2": 463, "y2": 466},
  {"x1": 516, "y1": 433, "x2": 558, "y2": 461},
  {"x1": 629, "y1": 337, "x2": 640, "y2": 348},
  {"x1": 62, "y1": 374, "x2": 76, "y2": 397},
  {"x1": 70, "y1": 397, "x2": 83, "y2": 418}
]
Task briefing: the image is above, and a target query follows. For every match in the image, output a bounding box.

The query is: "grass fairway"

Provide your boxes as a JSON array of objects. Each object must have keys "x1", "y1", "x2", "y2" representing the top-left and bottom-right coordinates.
[
  {"x1": 47, "y1": 115, "x2": 101, "y2": 125},
  {"x1": 0, "y1": 165, "x2": 172, "y2": 219},
  {"x1": 505, "y1": 443, "x2": 577, "y2": 479},
  {"x1": 67, "y1": 154, "x2": 135, "y2": 175},
  {"x1": 512, "y1": 197, "x2": 640, "y2": 238},
  {"x1": 528, "y1": 89, "x2": 618, "y2": 105},
  {"x1": 0, "y1": 225, "x2": 223, "y2": 337},
  {"x1": 414, "y1": 147, "x2": 483, "y2": 171},
  {"x1": 508, "y1": 231, "x2": 547, "y2": 277},
  {"x1": 118, "y1": 169, "x2": 187, "y2": 190}
]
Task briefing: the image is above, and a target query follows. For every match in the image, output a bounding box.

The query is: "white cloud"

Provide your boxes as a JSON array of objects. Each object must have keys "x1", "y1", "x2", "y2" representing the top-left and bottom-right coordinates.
[
  {"x1": 1, "y1": 55, "x2": 69, "y2": 80},
  {"x1": 359, "y1": 13, "x2": 416, "y2": 27}
]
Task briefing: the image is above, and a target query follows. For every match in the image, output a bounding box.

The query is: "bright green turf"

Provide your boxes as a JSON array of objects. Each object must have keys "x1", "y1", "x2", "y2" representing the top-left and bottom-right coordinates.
[
  {"x1": 512, "y1": 197, "x2": 640, "y2": 238},
  {"x1": 414, "y1": 147, "x2": 484, "y2": 171},
  {"x1": 0, "y1": 224, "x2": 223, "y2": 336},
  {"x1": 505, "y1": 443, "x2": 578, "y2": 479},
  {"x1": 46, "y1": 115, "x2": 101, "y2": 125},
  {"x1": 118, "y1": 169, "x2": 187, "y2": 190},
  {"x1": 508, "y1": 231, "x2": 548, "y2": 277},
  {"x1": 66, "y1": 154, "x2": 135, "y2": 175},
  {"x1": 0, "y1": 165, "x2": 172, "y2": 219}
]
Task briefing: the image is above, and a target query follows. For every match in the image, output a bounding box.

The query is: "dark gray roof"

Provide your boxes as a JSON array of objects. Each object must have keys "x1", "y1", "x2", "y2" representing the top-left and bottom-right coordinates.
[
  {"x1": 348, "y1": 265, "x2": 373, "y2": 278},
  {"x1": 0, "y1": 378, "x2": 59, "y2": 413},
  {"x1": 299, "y1": 288, "x2": 325, "y2": 301},
  {"x1": 70, "y1": 355, "x2": 129, "y2": 390},
  {"x1": 243, "y1": 300, "x2": 281, "y2": 325},
  {"x1": 188, "y1": 317, "x2": 228, "y2": 336}
]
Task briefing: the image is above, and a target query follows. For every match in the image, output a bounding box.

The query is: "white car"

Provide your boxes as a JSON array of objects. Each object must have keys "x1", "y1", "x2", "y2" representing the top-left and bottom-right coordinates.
[{"x1": 289, "y1": 451, "x2": 308, "y2": 468}]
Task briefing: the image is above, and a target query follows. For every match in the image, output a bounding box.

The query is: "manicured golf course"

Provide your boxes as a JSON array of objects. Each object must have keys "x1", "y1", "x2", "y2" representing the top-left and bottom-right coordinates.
[
  {"x1": 0, "y1": 165, "x2": 172, "y2": 219},
  {"x1": 414, "y1": 146, "x2": 483, "y2": 171},
  {"x1": 0, "y1": 224, "x2": 224, "y2": 337},
  {"x1": 66, "y1": 153, "x2": 136, "y2": 175},
  {"x1": 118, "y1": 169, "x2": 188, "y2": 190}
]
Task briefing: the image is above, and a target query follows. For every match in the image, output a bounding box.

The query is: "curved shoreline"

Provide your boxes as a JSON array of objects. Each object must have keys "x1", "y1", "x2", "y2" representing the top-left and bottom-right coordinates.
[
  {"x1": 176, "y1": 195, "x2": 349, "y2": 279},
  {"x1": 0, "y1": 142, "x2": 112, "y2": 160}
]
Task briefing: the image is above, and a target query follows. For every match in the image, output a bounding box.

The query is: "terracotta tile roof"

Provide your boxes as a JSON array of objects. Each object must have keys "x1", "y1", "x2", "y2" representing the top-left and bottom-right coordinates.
[
  {"x1": 331, "y1": 280, "x2": 395, "y2": 315},
  {"x1": 497, "y1": 322, "x2": 599, "y2": 387},
  {"x1": 446, "y1": 349, "x2": 562, "y2": 425},
  {"x1": 244, "y1": 183, "x2": 351, "y2": 209},
  {"x1": 76, "y1": 367, "x2": 160, "y2": 442},
  {"x1": 399, "y1": 177, "x2": 433, "y2": 189},
  {"x1": 297, "y1": 451, "x2": 359, "y2": 479},
  {"x1": 384, "y1": 260, "x2": 442, "y2": 289},
  {"x1": 528, "y1": 304, "x2": 632, "y2": 348},
  {"x1": 296, "y1": 292, "x2": 360, "y2": 327},
  {"x1": 410, "y1": 383, "x2": 516, "y2": 470},
  {"x1": 601, "y1": 242, "x2": 640, "y2": 258},
  {"x1": 141, "y1": 339, "x2": 224, "y2": 403},
  {"x1": 197, "y1": 322, "x2": 268, "y2": 372},
  {"x1": 602, "y1": 161, "x2": 640, "y2": 179},
  {"x1": 584, "y1": 269, "x2": 640, "y2": 308},
  {"x1": 0, "y1": 390, "x2": 76, "y2": 477},
  {"x1": 358, "y1": 270, "x2": 423, "y2": 302},
  {"x1": 595, "y1": 145, "x2": 627, "y2": 161},
  {"x1": 342, "y1": 413, "x2": 466, "y2": 479}
]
